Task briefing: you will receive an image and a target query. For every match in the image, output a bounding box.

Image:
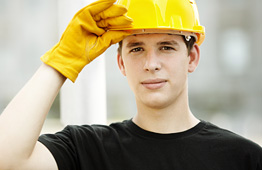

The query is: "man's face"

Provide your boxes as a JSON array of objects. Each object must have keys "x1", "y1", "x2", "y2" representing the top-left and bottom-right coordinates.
[{"x1": 118, "y1": 33, "x2": 199, "y2": 109}]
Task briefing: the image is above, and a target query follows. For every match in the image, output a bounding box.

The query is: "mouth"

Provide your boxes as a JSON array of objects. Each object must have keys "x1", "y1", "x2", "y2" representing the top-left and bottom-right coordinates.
[{"x1": 141, "y1": 78, "x2": 168, "y2": 90}]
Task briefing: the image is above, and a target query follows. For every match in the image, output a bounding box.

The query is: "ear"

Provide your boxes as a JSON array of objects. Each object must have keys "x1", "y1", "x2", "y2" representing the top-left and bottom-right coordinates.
[
  {"x1": 188, "y1": 43, "x2": 200, "y2": 73},
  {"x1": 117, "y1": 53, "x2": 126, "y2": 76}
]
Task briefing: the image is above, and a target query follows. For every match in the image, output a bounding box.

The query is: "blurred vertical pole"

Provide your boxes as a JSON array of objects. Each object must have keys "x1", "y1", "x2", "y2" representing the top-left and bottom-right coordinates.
[{"x1": 58, "y1": 0, "x2": 107, "y2": 125}]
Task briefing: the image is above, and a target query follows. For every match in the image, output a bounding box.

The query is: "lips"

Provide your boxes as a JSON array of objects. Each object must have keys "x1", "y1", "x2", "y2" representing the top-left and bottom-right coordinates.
[{"x1": 141, "y1": 78, "x2": 167, "y2": 90}]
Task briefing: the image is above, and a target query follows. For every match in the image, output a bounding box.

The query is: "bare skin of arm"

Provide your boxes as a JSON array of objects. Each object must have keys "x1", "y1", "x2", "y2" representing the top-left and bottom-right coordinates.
[
  {"x1": 0, "y1": 63, "x2": 66, "y2": 170},
  {"x1": 0, "y1": 1, "x2": 131, "y2": 169}
]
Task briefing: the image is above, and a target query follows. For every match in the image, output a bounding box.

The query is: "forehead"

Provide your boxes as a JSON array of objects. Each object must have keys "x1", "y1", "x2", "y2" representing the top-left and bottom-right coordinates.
[{"x1": 122, "y1": 33, "x2": 184, "y2": 47}]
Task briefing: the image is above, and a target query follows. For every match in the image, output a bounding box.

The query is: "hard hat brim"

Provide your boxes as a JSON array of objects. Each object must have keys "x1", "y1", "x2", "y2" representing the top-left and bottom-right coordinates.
[{"x1": 110, "y1": 27, "x2": 205, "y2": 46}]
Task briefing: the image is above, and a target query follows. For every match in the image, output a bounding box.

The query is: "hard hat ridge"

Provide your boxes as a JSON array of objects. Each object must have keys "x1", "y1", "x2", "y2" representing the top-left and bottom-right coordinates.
[{"x1": 111, "y1": 0, "x2": 205, "y2": 45}]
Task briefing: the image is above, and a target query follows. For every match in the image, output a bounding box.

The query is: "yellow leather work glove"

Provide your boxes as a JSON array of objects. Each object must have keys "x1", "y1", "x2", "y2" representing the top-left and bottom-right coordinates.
[{"x1": 41, "y1": 0, "x2": 132, "y2": 82}]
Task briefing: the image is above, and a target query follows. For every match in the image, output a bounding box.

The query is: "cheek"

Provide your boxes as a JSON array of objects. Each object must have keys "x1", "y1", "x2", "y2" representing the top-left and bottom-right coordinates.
[
  {"x1": 168, "y1": 57, "x2": 189, "y2": 78},
  {"x1": 123, "y1": 56, "x2": 142, "y2": 74},
  {"x1": 122, "y1": 57, "x2": 143, "y2": 88},
  {"x1": 124, "y1": 62, "x2": 140, "y2": 81}
]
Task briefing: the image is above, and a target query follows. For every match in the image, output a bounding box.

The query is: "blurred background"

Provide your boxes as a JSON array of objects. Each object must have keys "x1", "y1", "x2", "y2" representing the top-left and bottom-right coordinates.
[{"x1": 0, "y1": 0, "x2": 261, "y2": 145}]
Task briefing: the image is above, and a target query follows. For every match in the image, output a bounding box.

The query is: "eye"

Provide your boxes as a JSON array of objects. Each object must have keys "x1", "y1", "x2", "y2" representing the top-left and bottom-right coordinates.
[
  {"x1": 160, "y1": 46, "x2": 175, "y2": 51},
  {"x1": 130, "y1": 47, "x2": 143, "y2": 53}
]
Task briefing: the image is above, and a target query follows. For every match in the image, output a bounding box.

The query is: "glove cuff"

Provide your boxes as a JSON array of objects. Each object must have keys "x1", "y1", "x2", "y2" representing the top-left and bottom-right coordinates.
[{"x1": 40, "y1": 47, "x2": 81, "y2": 83}]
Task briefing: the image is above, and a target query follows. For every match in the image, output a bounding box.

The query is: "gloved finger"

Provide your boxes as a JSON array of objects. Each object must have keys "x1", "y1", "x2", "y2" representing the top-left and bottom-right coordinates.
[
  {"x1": 88, "y1": 0, "x2": 116, "y2": 16},
  {"x1": 97, "y1": 15, "x2": 133, "y2": 28},
  {"x1": 93, "y1": 4, "x2": 128, "y2": 21},
  {"x1": 77, "y1": 10, "x2": 105, "y2": 36}
]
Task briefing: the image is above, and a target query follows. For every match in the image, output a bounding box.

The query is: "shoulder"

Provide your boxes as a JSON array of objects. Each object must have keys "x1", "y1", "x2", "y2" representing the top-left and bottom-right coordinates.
[
  {"x1": 191, "y1": 121, "x2": 262, "y2": 169},
  {"x1": 53, "y1": 119, "x2": 131, "y2": 139},
  {"x1": 201, "y1": 120, "x2": 262, "y2": 155},
  {"x1": 38, "y1": 120, "x2": 132, "y2": 170}
]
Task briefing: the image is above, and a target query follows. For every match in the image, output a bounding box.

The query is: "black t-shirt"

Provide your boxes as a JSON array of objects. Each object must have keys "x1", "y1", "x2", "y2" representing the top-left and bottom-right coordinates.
[{"x1": 38, "y1": 120, "x2": 262, "y2": 170}]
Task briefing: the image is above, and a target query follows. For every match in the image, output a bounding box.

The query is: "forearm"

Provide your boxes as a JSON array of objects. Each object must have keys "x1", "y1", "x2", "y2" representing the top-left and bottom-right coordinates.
[
  {"x1": 0, "y1": 63, "x2": 66, "y2": 168},
  {"x1": 0, "y1": 1, "x2": 131, "y2": 168}
]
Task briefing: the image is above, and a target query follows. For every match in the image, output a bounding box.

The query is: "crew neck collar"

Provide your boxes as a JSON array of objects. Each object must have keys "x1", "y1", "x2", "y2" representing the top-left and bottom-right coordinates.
[{"x1": 125, "y1": 119, "x2": 206, "y2": 140}]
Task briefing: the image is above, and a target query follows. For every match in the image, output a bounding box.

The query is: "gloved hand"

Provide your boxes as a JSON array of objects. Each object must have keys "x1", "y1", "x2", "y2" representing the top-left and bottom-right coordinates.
[{"x1": 41, "y1": 0, "x2": 132, "y2": 82}]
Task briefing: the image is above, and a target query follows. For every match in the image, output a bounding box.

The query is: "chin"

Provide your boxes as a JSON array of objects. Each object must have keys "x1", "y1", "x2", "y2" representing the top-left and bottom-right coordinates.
[{"x1": 139, "y1": 95, "x2": 173, "y2": 109}]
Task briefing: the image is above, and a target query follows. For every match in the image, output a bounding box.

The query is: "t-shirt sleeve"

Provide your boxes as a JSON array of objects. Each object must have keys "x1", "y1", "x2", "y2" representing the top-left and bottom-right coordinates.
[
  {"x1": 256, "y1": 145, "x2": 262, "y2": 170},
  {"x1": 38, "y1": 125, "x2": 79, "y2": 170}
]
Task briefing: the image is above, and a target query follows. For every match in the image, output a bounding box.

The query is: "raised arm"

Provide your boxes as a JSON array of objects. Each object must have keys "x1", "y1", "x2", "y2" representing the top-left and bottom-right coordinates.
[
  {"x1": 0, "y1": 64, "x2": 66, "y2": 170},
  {"x1": 0, "y1": 0, "x2": 132, "y2": 169}
]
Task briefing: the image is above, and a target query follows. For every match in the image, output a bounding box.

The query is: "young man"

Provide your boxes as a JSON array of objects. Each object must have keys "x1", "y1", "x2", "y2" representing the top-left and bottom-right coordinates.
[{"x1": 0, "y1": 0, "x2": 261, "y2": 169}]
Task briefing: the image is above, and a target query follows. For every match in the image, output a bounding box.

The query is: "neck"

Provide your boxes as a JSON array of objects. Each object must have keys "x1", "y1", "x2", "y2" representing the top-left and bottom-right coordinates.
[{"x1": 133, "y1": 88, "x2": 199, "y2": 134}]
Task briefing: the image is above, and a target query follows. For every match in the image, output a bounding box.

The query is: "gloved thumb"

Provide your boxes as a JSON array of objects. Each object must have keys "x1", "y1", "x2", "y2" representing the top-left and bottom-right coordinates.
[
  {"x1": 103, "y1": 30, "x2": 131, "y2": 44},
  {"x1": 87, "y1": 30, "x2": 130, "y2": 62}
]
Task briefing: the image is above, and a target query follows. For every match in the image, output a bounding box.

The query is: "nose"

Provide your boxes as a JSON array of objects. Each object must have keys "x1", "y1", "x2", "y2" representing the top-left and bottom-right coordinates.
[{"x1": 143, "y1": 49, "x2": 161, "y2": 72}]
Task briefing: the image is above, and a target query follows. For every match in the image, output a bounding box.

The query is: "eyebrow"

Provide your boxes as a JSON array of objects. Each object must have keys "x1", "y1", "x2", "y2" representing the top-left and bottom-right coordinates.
[
  {"x1": 126, "y1": 41, "x2": 145, "y2": 48},
  {"x1": 157, "y1": 40, "x2": 179, "y2": 46},
  {"x1": 125, "y1": 40, "x2": 179, "y2": 48}
]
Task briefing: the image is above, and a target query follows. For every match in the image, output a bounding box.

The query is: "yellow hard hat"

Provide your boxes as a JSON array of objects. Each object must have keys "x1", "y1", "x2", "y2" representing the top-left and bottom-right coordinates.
[{"x1": 112, "y1": 0, "x2": 205, "y2": 45}]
